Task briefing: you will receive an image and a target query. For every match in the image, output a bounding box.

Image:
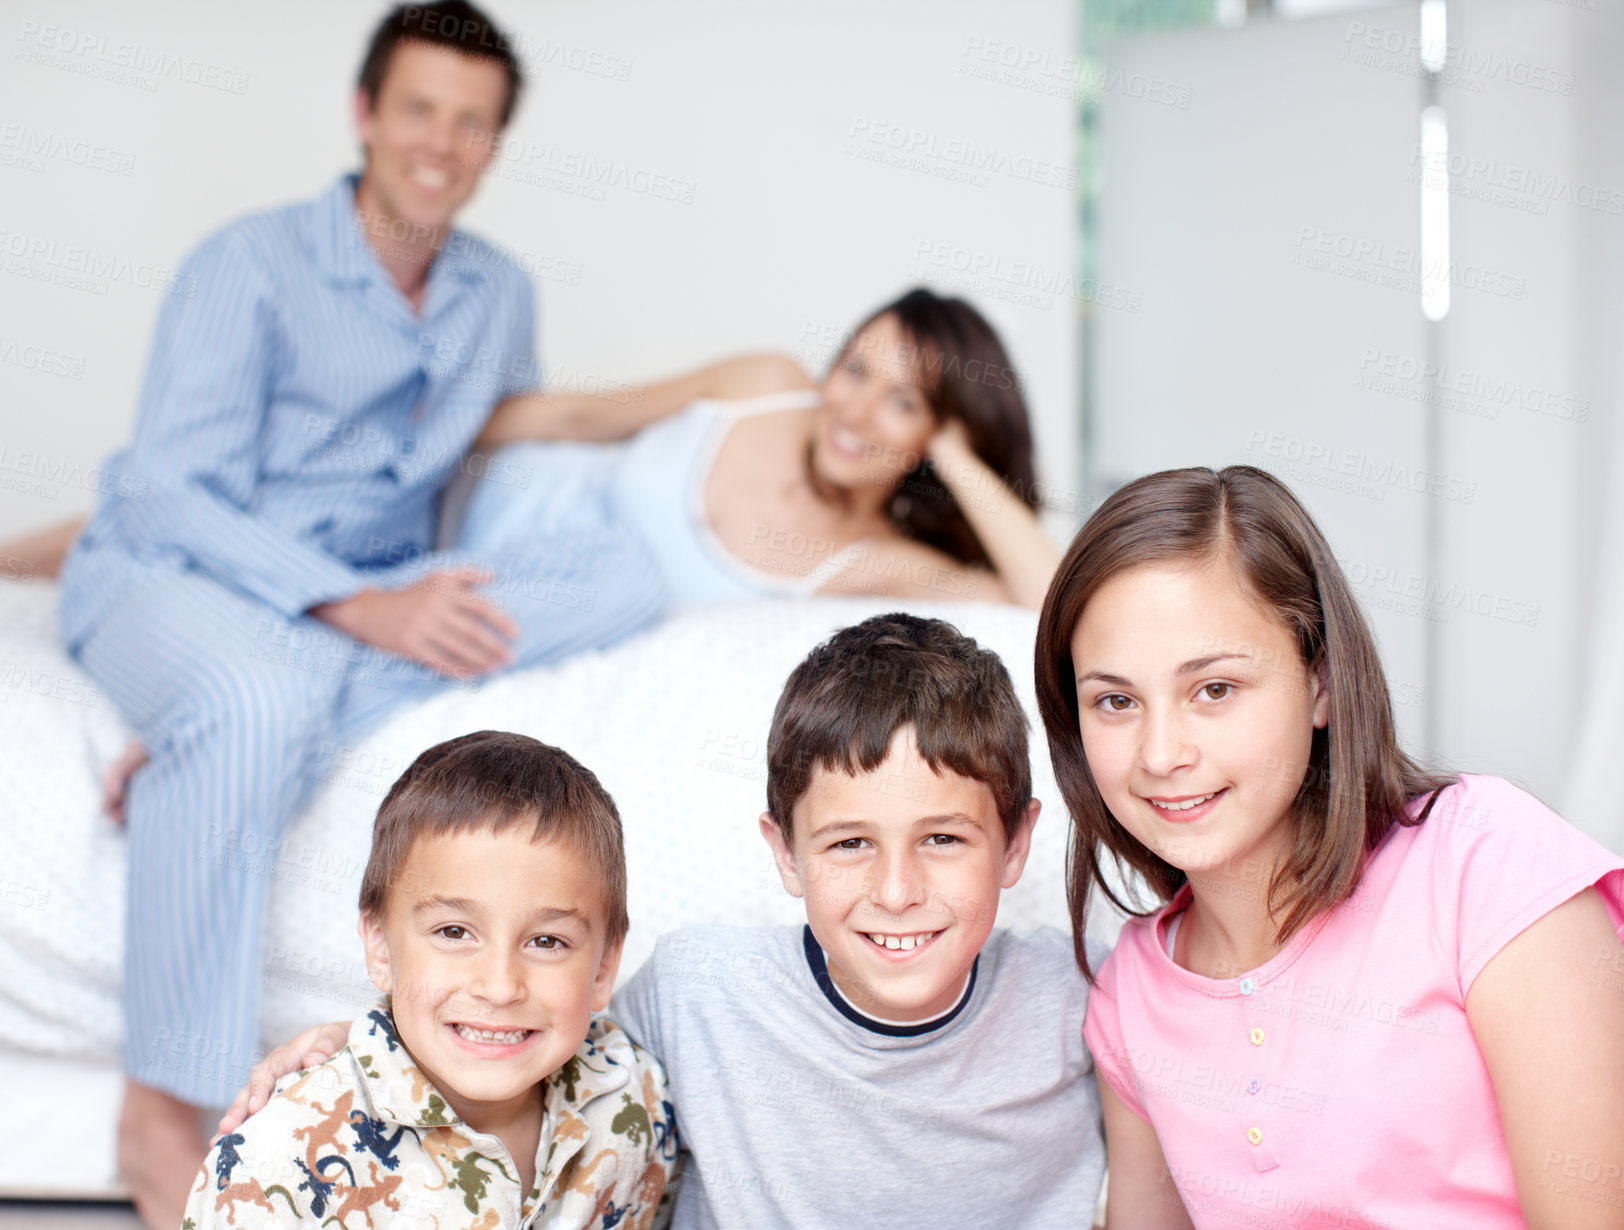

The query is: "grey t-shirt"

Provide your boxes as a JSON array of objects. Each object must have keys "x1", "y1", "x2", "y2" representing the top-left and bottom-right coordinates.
[{"x1": 611, "y1": 923, "x2": 1107, "y2": 1229}]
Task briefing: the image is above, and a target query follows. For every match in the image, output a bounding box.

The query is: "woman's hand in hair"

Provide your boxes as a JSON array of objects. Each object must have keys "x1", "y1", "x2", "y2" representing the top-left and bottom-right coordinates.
[
  {"x1": 924, "y1": 417, "x2": 1060, "y2": 610},
  {"x1": 925, "y1": 416, "x2": 975, "y2": 472}
]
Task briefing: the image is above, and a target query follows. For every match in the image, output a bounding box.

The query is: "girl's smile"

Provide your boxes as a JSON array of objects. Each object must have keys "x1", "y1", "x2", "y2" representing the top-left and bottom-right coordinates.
[
  {"x1": 1070, "y1": 557, "x2": 1328, "y2": 878},
  {"x1": 1140, "y1": 788, "x2": 1227, "y2": 822}
]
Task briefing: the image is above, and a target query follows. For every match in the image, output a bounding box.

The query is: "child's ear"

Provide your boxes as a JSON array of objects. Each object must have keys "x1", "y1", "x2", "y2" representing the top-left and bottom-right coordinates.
[
  {"x1": 758, "y1": 811, "x2": 806, "y2": 899},
  {"x1": 1000, "y1": 798, "x2": 1041, "y2": 890},
  {"x1": 1311, "y1": 657, "x2": 1331, "y2": 730},
  {"x1": 359, "y1": 910, "x2": 394, "y2": 996},
  {"x1": 590, "y1": 938, "x2": 623, "y2": 1014}
]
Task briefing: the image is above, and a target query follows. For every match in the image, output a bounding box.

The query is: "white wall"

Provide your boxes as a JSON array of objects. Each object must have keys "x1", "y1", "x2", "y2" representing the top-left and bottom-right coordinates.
[
  {"x1": 1563, "y1": 0, "x2": 1624, "y2": 848},
  {"x1": 0, "y1": 0, "x2": 1078, "y2": 537},
  {"x1": 1088, "y1": 0, "x2": 1621, "y2": 832},
  {"x1": 1432, "y1": 0, "x2": 1607, "y2": 817},
  {"x1": 1090, "y1": 8, "x2": 1432, "y2": 756}
]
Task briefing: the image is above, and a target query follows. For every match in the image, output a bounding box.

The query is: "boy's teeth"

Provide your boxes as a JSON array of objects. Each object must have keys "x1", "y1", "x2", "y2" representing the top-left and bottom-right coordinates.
[
  {"x1": 867, "y1": 932, "x2": 933, "y2": 951},
  {"x1": 454, "y1": 1024, "x2": 530, "y2": 1044},
  {"x1": 1150, "y1": 791, "x2": 1219, "y2": 812}
]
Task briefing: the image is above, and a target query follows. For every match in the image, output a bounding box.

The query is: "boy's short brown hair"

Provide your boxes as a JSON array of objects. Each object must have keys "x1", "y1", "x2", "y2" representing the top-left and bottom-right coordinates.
[
  {"x1": 359, "y1": 730, "x2": 629, "y2": 946},
  {"x1": 765, "y1": 614, "x2": 1031, "y2": 845}
]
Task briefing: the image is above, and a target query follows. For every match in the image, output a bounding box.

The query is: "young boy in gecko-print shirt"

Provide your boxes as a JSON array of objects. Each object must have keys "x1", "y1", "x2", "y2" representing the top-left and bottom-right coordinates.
[{"x1": 183, "y1": 731, "x2": 676, "y2": 1229}]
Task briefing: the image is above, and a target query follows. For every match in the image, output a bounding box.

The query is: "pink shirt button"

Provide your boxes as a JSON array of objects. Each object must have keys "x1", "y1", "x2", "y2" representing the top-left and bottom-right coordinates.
[{"x1": 1249, "y1": 1027, "x2": 1266, "y2": 1046}]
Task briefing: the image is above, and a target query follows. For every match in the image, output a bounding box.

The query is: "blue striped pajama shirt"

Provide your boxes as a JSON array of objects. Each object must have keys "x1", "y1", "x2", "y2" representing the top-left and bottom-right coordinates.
[{"x1": 57, "y1": 174, "x2": 666, "y2": 1105}]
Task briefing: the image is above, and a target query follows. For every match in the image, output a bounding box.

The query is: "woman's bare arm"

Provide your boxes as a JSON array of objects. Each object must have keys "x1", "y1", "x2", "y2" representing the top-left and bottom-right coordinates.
[
  {"x1": 0, "y1": 516, "x2": 88, "y2": 579},
  {"x1": 923, "y1": 420, "x2": 1060, "y2": 609},
  {"x1": 830, "y1": 538, "x2": 1009, "y2": 606},
  {"x1": 475, "y1": 353, "x2": 815, "y2": 449}
]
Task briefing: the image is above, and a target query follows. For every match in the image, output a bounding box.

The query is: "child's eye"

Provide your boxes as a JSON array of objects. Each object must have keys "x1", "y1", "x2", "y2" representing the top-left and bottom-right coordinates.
[
  {"x1": 833, "y1": 837, "x2": 865, "y2": 850},
  {"x1": 435, "y1": 925, "x2": 468, "y2": 941},
  {"x1": 1201, "y1": 682, "x2": 1233, "y2": 701},
  {"x1": 924, "y1": 834, "x2": 961, "y2": 848},
  {"x1": 1095, "y1": 693, "x2": 1134, "y2": 713},
  {"x1": 528, "y1": 935, "x2": 566, "y2": 951}
]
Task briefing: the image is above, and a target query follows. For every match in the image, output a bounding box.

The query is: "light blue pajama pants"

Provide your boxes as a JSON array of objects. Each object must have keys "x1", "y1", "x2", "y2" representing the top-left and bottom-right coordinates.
[{"x1": 73, "y1": 531, "x2": 665, "y2": 1106}]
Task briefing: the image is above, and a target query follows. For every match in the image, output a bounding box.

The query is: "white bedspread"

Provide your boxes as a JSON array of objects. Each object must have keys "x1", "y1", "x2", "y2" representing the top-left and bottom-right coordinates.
[{"x1": 0, "y1": 579, "x2": 1111, "y2": 1064}]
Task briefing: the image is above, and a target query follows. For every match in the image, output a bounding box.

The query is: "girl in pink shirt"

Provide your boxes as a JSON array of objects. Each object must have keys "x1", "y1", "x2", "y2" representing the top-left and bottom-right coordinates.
[{"x1": 1033, "y1": 465, "x2": 1624, "y2": 1230}]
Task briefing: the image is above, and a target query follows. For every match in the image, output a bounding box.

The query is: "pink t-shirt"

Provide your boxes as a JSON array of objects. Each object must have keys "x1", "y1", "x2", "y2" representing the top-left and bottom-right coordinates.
[{"x1": 1083, "y1": 774, "x2": 1624, "y2": 1230}]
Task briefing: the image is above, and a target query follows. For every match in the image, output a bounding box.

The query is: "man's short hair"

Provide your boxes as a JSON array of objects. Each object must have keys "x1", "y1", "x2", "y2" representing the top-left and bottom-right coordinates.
[
  {"x1": 358, "y1": 2, "x2": 524, "y2": 128},
  {"x1": 765, "y1": 614, "x2": 1032, "y2": 846},
  {"x1": 359, "y1": 730, "x2": 628, "y2": 946}
]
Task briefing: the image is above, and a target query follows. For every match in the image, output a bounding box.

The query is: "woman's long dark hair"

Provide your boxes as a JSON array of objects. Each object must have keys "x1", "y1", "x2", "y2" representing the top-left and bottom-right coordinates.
[
  {"x1": 1032, "y1": 466, "x2": 1455, "y2": 980},
  {"x1": 834, "y1": 288, "x2": 1040, "y2": 569}
]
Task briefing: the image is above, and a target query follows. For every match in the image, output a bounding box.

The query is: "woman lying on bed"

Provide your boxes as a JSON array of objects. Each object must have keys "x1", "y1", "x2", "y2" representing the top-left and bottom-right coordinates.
[
  {"x1": 8, "y1": 286, "x2": 1059, "y2": 810},
  {"x1": 15, "y1": 286, "x2": 1057, "y2": 604},
  {"x1": 461, "y1": 284, "x2": 1057, "y2": 609}
]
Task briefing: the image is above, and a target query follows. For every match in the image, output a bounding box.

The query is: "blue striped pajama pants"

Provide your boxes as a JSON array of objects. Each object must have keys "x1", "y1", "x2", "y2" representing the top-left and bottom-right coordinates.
[{"x1": 73, "y1": 530, "x2": 665, "y2": 1107}]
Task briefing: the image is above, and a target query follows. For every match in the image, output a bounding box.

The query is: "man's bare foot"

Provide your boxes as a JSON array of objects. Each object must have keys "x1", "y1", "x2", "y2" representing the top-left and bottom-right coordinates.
[
  {"x1": 118, "y1": 1078, "x2": 208, "y2": 1229},
  {"x1": 102, "y1": 739, "x2": 148, "y2": 824},
  {"x1": 0, "y1": 516, "x2": 85, "y2": 580}
]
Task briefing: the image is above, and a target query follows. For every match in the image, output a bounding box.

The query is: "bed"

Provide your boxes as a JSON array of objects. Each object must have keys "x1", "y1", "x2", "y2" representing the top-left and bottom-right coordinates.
[{"x1": 0, "y1": 578, "x2": 1115, "y2": 1197}]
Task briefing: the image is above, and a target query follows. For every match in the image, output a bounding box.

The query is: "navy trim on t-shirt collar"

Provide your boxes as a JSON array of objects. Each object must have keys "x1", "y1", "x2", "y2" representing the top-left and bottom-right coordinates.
[{"x1": 801, "y1": 925, "x2": 978, "y2": 1038}]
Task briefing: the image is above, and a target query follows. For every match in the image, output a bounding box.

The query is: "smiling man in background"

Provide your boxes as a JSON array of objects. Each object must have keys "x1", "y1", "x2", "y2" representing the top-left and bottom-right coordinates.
[{"x1": 55, "y1": 5, "x2": 664, "y2": 1225}]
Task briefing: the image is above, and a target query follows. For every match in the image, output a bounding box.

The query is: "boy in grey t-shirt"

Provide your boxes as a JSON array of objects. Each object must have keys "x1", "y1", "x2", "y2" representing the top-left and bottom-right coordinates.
[
  {"x1": 611, "y1": 614, "x2": 1106, "y2": 1228},
  {"x1": 220, "y1": 613, "x2": 1108, "y2": 1227}
]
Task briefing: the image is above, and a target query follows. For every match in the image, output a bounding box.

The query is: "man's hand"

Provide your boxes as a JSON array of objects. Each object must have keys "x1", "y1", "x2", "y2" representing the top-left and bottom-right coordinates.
[
  {"x1": 311, "y1": 565, "x2": 517, "y2": 678},
  {"x1": 101, "y1": 739, "x2": 150, "y2": 825},
  {"x1": 214, "y1": 1020, "x2": 350, "y2": 1139}
]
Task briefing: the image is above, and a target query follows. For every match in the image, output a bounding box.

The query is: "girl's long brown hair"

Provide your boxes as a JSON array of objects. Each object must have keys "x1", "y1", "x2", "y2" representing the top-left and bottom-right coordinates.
[{"x1": 1033, "y1": 466, "x2": 1454, "y2": 979}]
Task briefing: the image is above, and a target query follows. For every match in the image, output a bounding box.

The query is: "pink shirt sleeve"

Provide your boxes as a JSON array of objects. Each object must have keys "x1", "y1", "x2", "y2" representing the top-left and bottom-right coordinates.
[
  {"x1": 1082, "y1": 936, "x2": 1151, "y2": 1123},
  {"x1": 1425, "y1": 774, "x2": 1624, "y2": 995}
]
